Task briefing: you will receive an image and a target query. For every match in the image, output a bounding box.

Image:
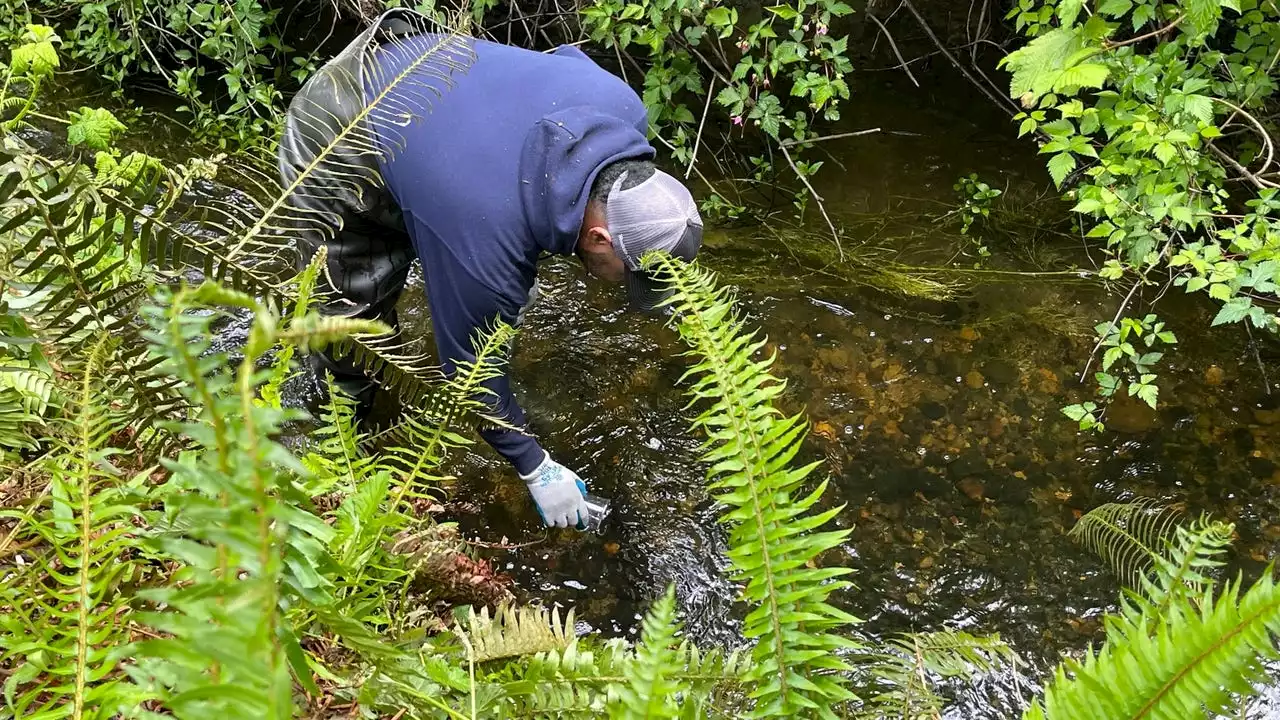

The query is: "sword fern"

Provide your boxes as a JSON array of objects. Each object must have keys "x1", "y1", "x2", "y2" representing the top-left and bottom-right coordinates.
[
  {"x1": 0, "y1": 336, "x2": 151, "y2": 718},
  {"x1": 1028, "y1": 509, "x2": 1280, "y2": 719},
  {"x1": 644, "y1": 253, "x2": 860, "y2": 718}
]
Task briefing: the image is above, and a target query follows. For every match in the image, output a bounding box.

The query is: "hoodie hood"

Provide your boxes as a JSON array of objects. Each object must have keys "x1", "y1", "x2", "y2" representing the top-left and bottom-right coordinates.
[{"x1": 518, "y1": 105, "x2": 656, "y2": 256}]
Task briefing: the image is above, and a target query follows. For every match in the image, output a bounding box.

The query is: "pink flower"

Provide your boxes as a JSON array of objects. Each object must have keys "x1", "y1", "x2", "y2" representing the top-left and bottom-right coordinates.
[
  {"x1": 816, "y1": 24, "x2": 828, "y2": 35},
  {"x1": 737, "y1": 40, "x2": 750, "y2": 52},
  {"x1": 732, "y1": 115, "x2": 744, "y2": 126}
]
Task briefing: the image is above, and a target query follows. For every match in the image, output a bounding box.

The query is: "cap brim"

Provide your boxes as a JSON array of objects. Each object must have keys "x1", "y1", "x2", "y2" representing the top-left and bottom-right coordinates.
[
  {"x1": 626, "y1": 269, "x2": 675, "y2": 312},
  {"x1": 623, "y1": 220, "x2": 703, "y2": 312}
]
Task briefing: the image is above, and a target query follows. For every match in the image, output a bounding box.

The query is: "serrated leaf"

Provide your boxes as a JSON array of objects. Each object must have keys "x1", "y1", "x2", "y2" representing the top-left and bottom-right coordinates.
[
  {"x1": 766, "y1": 4, "x2": 800, "y2": 19},
  {"x1": 1048, "y1": 152, "x2": 1077, "y2": 187},
  {"x1": 1001, "y1": 27, "x2": 1087, "y2": 98},
  {"x1": 1208, "y1": 283, "x2": 1232, "y2": 301},
  {"x1": 1063, "y1": 404, "x2": 1091, "y2": 421},
  {"x1": 1186, "y1": 0, "x2": 1222, "y2": 34},
  {"x1": 1132, "y1": 2, "x2": 1156, "y2": 29},
  {"x1": 1056, "y1": 63, "x2": 1111, "y2": 91},
  {"x1": 1154, "y1": 141, "x2": 1178, "y2": 164},
  {"x1": 1136, "y1": 382, "x2": 1159, "y2": 408},
  {"x1": 1058, "y1": 0, "x2": 1085, "y2": 25},
  {"x1": 716, "y1": 85, "x2": 743, "y2": 106},
  {"x1": 66, "y1": 107, "x2": 127, "y2": 151},
  {"x1": 1183, "y1": 94, "x2": 1215, "y2": 124},
  {"x1": 1185, "y1": 276, "x2": 1209, "y2": 293},
  {"x1": 1211, "y1": 297, "x2": 1252, "y2": 326},
  {"x1": 1098, "y1": 0, "x2": 1133, "y2": 16},
  {"x1": 1169, "y1": 205, "x2": 1194, "y2": 225},
  {"x1": 705, "y1": 7, "x2": 734, "y2": 26}
]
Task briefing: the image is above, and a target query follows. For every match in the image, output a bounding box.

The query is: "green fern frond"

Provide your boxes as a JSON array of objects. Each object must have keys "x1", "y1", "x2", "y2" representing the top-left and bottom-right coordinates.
[
  {"x1": 860, "y1": 631, "x2": 1017, "y2": 720},
  {"x1": 0, "y1": 335, "x2": 151, "y2": 718},
  {"x1": 333, "y1": 330, "x2": 444, "y2": 408},
  {"x1": 0, "y1": 365, "x2": 55, "y2": 414},
  {"x1": 1069, "y1": 499, "x2": 1184, "y2": 591},
  {"x1": 460, "y1": 603, "x2": 574, "y2": 663},
  {"x1": 375, "y1": 320, "x2": 517, "y2": 497},
  {"x1": 643, "y1": 253, "x2": 860, "y2": 718},
  {"x1": 1133, "y1": 517, "x2": 1234, "y2": 618},
  {"x1": 1027, "y1": 524, "x2": 1280, "y2": 720},
  {"x1": 0, "y1": 386, "x2": 41, "y2": 452},
  {"x1": 610, "y1": 585, "x2": 687, "y2": 719},
  {"x1": 0, "y1": 150, "x2": 188, "y2": 456},
  {"x1": 130, "y1": 283, "x2": 374, "y2": 719},
  {"x1": 305, "y1": 376, "x2": 380, "y2": 493}
]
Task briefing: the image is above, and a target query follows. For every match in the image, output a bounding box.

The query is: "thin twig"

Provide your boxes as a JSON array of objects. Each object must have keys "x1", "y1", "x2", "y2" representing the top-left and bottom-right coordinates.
[
  {"x1": 614, "y1": 42, "x2": 629, "y2": 84},
  {"x1": 1208, "y1": 144, "x2": 1280, "y2": 189},
  {"x1": 687, "y1": 77, "x2": 716, "y2": 180},
  {"x1": 868, "y1": 13, "x2": 919, "y2": 87},
  {"x1": 1080, "y1": 279, "x2": 1142, "y2": 382},
  {"x1": 1213, "y1": 97, "x2": 1277, "y2": 177},
  {"x1": 900, "y1": 0, "x2": 1018, "y2": 117},
  {"x1": 652, "y1": 131, "x2": 727, "y2": 202},
  {"x1": 779, "y1": 144, "x2": 843, "y2": 261},
  {"x1": 1246, "y1": 325, "x2": 1273, "y2": 395},
  {"x1": 1103, "y1": 15, "x2": 1184, "y2": 49},
  {"x1": 780, "y1": 128, "x2": 881, "y2": 148}
]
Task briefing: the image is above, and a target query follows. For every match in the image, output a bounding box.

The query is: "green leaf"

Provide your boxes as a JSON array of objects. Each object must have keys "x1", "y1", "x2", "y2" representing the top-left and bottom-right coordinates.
[
  {"x1": 1154, "y1": 141, "x2": 1178, "y2": 164},
  {"x1": 716, "y1": 85, "x2": 743, "y2": 106},
  {"x1": 1032, "y1": 523, "x2": 1280, "y2": 720},
  {"x1": 611, "y1": 585, "x2": 686, "y2": 719},
  {"x1": 766, "y1": 4, "x2": 800, "y2": 19},
  {"x1": 1183, "y1": 94, "x2": 1215, "y2": 123},
  {"x1": 705, "y1": 7, "x2": 735, "y2": 26},
  {"x1": 1048, "y1": 152, "x2": 1077, "y2": 187},
  {"x1": 1186, "y1": 0, "x2": 1223, "y2": 34},
  {"x1": 1097, "y1": 0, "x2": 1133, "y2": 16},
  {"x1": 1135, "y1": 382, "x2": 1158, "y2": 408},
  {"x1": 1001, "y1": 27, "x2": 1088, "y2": 99},
  {"x1": 9, "y1": 27, "x2": 60, "y2": 78},
  {"x1": 1208, "y1": 282, "x2": 1232, "y2": 301},
  {"x1": 65, "y1": 107, "x2": 128, "y2": 151},
  {"x1": 1056, "y1": 63, "x2": 1111, "y2": 91},
  {"x1": 1211, "y1": 297, "x2": 1252, "y2": 326},
  {"x1": 1057, "y1": 0, "x2": 1085, "y2": 25},
  {"x1": 1169, "y1": 205, "x2": 1195, "y2": 226},
  {"x1": 1063, "y1": 404, "x2": 1091, "y2": 422}
]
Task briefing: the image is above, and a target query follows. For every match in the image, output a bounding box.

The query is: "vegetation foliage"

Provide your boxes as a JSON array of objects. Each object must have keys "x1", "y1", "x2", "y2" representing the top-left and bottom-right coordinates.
[
  {"x1": 1000, "y1": 0, "x2": 1280, "y2": 426},
  {"x1": 4, "y1": 2, "x2": 1280, "y2": 717}
]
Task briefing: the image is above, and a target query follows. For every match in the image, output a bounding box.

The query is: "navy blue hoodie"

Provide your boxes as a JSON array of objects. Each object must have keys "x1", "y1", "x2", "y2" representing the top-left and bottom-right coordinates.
[{"x1": 367, "y1": 37, "x2": 655, "y2": 475}]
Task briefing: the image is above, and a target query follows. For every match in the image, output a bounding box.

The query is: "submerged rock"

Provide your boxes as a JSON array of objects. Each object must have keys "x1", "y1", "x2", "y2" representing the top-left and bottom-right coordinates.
[
  {"x1": 1107, "y1": 392, "x2": 1159, "y2": 434},
  {"x1": 1204, "y1": 365, "x2": 1226, "y2": 386},
  {"x1": 965, "y1": 370, "x2": 986, "y2": 389}
]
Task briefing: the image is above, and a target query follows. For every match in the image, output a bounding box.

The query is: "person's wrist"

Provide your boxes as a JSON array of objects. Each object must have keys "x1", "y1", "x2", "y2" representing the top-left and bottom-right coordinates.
[{"x1": 518, "y1": 450, "x2": 552, "y2": 483}]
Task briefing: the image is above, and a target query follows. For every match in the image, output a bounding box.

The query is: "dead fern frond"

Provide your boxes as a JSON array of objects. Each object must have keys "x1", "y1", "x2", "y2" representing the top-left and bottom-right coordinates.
[{"x1": 459, "y1": 603, "x2": 575, "y2": 663}]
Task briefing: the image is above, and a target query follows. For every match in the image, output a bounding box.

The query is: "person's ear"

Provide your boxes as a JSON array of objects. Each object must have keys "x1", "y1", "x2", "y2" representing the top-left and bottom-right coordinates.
[{"x1": 583, "y1": 225, "x2": 612, "y2": 251}]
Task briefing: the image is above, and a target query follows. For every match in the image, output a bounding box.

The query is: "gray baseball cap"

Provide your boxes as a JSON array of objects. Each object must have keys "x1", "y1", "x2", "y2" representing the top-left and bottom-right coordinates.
[{"x1": 606, "y1": 168, "x2": 703, "y2": 311}]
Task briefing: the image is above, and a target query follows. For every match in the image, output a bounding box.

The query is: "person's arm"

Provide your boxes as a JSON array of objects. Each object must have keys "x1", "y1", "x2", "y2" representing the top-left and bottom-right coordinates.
[
  {"x1": 415, "y1": 232, "x2": 589, "y2": 528},
  {"x1": 416, "y1": 237, "x2": 543, "y2": 473}
]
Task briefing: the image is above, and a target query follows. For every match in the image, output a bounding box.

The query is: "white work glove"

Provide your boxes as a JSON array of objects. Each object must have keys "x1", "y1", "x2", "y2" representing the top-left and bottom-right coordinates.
[{"x1": 519, "y1": 451, "x2": 588, "y2": 529}]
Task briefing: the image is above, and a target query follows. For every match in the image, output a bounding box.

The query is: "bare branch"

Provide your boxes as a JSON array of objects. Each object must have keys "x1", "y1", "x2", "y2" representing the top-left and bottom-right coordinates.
[{"x1": 779, "y1": 144, "x2": 844, "y2": 261}]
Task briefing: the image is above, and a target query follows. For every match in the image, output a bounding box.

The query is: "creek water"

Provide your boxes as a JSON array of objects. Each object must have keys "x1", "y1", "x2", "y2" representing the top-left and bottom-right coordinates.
[{"x1": 31, "y1": 64, "x2": 1280, "y2": 716}]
